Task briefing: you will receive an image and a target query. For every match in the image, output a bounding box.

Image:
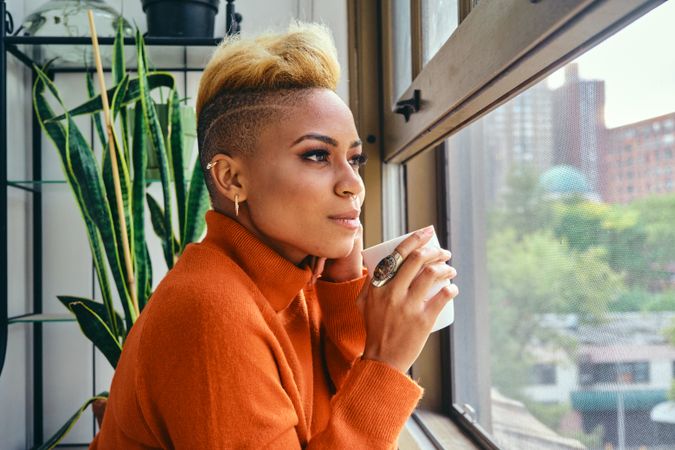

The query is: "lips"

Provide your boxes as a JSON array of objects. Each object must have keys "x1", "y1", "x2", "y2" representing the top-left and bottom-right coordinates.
[
  {"x1": 328, "y1": 210, "x2": 361, "y2": 220},
  {"x1": 328, "y1": 210, "x2": 361, "y2": 230}
]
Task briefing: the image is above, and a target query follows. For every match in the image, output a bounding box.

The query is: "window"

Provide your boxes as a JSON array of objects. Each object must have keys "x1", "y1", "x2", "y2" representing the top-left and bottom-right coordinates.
[
  {"x1": 390, "y1": 0, "x2": 412, "y2": 102},
  {"x1": 531, "y1": 364, "x2": 557, "y2": 386},
  {"x1": 421, "y1": 0, "x2": 459, "y2": 65},
  {"x1": 580, "y1": 362, "x2": 650, "y2": 385},
  {"x1": 353, "y1": 0, "x2": 674, "y2": 448},
  {"x1": 444, "y1": 4, "x2": 675, "y2": 448}
]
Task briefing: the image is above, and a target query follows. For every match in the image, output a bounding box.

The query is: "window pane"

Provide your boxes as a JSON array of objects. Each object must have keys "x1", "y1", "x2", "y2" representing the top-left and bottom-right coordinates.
[
  {"x1": 391, "y1": 0, "x2": 412, "y2": 102},
  {"x1": 446, "y1": 3, "x2": 675, "y2": 449},
  {"x1": 421, "y1": 0, "x2": 458, "y2": 65}
]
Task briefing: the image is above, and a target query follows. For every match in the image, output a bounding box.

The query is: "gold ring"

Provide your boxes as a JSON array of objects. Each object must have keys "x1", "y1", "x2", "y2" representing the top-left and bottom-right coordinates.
[{"x1": 371, "y1": 250, "x2": 404, "y2": 287}]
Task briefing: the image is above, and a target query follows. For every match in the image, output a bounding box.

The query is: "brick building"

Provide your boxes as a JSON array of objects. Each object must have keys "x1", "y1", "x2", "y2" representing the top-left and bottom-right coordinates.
[{"x1": 600, "y1": 112, "x2": 675, "y2": 203}]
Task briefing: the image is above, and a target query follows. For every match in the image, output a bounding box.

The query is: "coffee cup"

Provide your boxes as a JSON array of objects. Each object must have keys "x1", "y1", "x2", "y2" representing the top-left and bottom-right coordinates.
[{"x1": 361, "y1": 226, "x2": 455, "y2": 332}]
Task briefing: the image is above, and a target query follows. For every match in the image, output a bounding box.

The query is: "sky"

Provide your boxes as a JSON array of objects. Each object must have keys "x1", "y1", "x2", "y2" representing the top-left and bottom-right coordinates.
[{"x1": 546, "y1": 1, "x2": 675, "y2": 129}]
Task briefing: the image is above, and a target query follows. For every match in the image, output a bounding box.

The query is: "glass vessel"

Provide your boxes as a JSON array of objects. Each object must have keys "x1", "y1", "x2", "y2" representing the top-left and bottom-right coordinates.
[{"x1": 20, "y1": 0, "x2": 132, "y2": 65}]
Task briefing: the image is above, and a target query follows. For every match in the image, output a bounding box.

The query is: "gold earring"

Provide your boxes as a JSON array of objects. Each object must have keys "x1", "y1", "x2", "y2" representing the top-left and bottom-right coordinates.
[{"x1": 235, "y1": 194, "x2": 240, "y2": 217}]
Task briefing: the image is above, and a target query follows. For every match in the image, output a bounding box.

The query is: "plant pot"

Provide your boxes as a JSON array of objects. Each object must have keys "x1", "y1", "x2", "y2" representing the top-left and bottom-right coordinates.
[
  {"x1": 128, "y1": 103, "x2": 197, "y2": 181},
  {"x1": 92, "y1": 398, "x2": 107, "y2": 427},
  {"x1": 141, "y1": 0, "x2": 220, "y2": 38}
]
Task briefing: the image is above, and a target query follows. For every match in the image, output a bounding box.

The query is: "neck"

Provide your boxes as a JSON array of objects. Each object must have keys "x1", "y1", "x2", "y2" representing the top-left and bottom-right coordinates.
[{"x1": 212, "y1": 205, "x2": 309, "y2": 266}]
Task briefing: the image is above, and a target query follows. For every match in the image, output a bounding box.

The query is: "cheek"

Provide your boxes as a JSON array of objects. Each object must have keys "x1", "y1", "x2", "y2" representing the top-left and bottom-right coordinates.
[{"x1": 249, "y1": 166, "x2": 326, "y2": 217}]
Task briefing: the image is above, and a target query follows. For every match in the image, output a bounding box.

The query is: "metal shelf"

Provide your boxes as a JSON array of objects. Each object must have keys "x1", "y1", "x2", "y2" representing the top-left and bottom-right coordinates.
[
  {"x1": 7, "y1": 179, "x2": 192, "y2": 195},
  {"x1": 0, "y1": 4, "x2": 224, "y2": 443},
  {"x1": 4, "y1": 35, "x2": 223, "y2": 72},
  {"x1": 8, "y1": 313, "x2": 75, "y2": 324}
]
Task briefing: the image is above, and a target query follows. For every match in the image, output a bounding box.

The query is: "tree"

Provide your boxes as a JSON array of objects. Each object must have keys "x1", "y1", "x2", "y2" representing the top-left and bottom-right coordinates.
[
  {"x1": 488, "y1": 166, "x2": 554, "y2": 239},
  {"x1": 627, "y1": 193, "x2": 675, "y2": 289},
  {"x1": 488, "y1": 228, "x2": 624, "y2": 396},
  {"x1": 551, "y1": 199, "x2": 654, "y2": 288}
]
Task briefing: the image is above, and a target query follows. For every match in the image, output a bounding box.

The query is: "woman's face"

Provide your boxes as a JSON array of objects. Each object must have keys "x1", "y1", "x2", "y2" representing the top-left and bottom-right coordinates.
[{"x1": 240, "y1": 88, "x2": 366, "y2": 264}]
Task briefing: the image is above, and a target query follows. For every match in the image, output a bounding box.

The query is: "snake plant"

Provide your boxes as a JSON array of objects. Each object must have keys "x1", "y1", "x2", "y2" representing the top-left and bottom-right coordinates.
[{"x1": 31, "y1": 22, "x2": 210, "y2": 448}]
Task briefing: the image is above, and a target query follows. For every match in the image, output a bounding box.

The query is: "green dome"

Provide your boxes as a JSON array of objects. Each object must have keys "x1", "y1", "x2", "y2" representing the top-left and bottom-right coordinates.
[{"x1": 539, "y1": 165, "x2": 590, "y2": 194}]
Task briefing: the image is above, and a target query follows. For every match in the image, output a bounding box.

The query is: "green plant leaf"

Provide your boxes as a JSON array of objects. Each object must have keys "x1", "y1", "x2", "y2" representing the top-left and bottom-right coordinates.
[
  {"x1": 112, "y1": 21, "x2": 131, "y2": 167},
  {"x1": 144, "y1": 243, "x2": 154, "y2": 305},
  {"x1": 147, "y1": 192, "x2": 167, "y2": 237},
  {"x1": 85, "y1": 219, "x2": 120, "y2": 338},
  {"x1": 86, "y1": 71, "x2": 107, "y2": 150},
  {"x1": 112, "y1": 20, "x2": 132, "y2": 174},
  {"x1": 138, "y1": 29, "x2": 175, "y2": 268},
  {"x1": 103, "y1": 75, "x2": 133, "y2": 276},
  {"x1": 112, "y1": 19, "x2": 126, "y2": 85},
  {"x1": 119, "y1": 106, "x2": 131, "y2": 172},
  {"x1": 132, "y1": 100, "x2": 151, "y2": 310},
  {"x1": 58, "y1": 296, "x2": 125, "y2": 340},
  {"x1": 66, "y1": 118, "x2": 136, "y2": 329},
  {"x1": 168, "y1": 89, "x2": 187, "y2": 248},
  {"x1": 110, "y1": 73, "x2": 129, "y2": 120},
  {"x1": 33, "y1": 392, "x2": 109, "y2": 450},
  {"x1": 33, "y1": 68, "x2": 136, "y2": 328},
  {"x1": 67, "y1": 301, "x2": 122, "y2": 368},
  {"x1": 34, "y1": 67, "x2": 120, "y2": 338},
  {"x1": 183, "y1": 158, "x2": 210, "y2": 247},
  {"x1": 46, "y1": 73, "x2": 175, "y2": 122},
  {"x1": 145, "y1": 194, "x2": 179, "y2": 266}
]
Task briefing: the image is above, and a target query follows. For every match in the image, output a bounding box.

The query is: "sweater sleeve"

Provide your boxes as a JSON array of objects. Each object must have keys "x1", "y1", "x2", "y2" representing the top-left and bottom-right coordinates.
[
  {"x1": 313, "y1": 272, "x2": 368, "y2": 390},
  {"x1": 136, "y1": 288, "x2": 422, "y2": 450},
  {"x1": 305, "y1": 358, "x2": 424, "y2": 449}
]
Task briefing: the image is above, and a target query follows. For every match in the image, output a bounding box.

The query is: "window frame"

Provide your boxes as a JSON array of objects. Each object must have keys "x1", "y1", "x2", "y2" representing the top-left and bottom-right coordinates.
[
  {"x1": 381, "y1": 0, "x2": 667, "y2": 164},
  {"x1": 349, "y1": 0, "x2": 669, "y2": 447}
]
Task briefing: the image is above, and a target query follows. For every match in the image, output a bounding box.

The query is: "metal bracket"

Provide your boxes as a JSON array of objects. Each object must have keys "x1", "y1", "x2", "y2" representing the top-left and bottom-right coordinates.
[
  {"x1": 4, "y1": 9, "x2": 12, "y2": 35},
  {"x1": 394, "y1": 89, "x2": 421, "y2": 122}
]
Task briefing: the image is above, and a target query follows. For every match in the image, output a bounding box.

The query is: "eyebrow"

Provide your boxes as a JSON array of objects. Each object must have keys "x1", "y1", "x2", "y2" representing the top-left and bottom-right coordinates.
[{"x1": 292, "y1": 133, "x2": 362, "y2": 149}]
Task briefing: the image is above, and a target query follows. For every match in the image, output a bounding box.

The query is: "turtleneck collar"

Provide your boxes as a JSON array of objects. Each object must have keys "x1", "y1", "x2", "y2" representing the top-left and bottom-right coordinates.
[{"x1": 201, "y1": 210, "x2": 312, "y2": 312}]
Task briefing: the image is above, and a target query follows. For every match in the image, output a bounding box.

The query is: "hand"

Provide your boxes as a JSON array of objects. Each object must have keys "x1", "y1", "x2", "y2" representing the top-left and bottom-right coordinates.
[
  {"x1": 356, "y1": 227, "x2": 459, "y2": 373},
  {"x1": 310, "y1": 225, "x2": 364, "y2": 284}
]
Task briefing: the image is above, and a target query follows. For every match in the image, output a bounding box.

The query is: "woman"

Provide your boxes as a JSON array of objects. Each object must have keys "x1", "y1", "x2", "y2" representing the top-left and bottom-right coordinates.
[{"x1": 90, "y1": 23, "x2": 458, "y2": 449}]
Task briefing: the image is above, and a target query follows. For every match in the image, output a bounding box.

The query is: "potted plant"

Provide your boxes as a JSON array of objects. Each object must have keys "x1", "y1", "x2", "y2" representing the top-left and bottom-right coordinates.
[
  {"x1": 141, "y1": 0, "x2": 220, "y2": 37},
  {"x1": 31, "y1": 20, "x2": 210, "y2": 448}
]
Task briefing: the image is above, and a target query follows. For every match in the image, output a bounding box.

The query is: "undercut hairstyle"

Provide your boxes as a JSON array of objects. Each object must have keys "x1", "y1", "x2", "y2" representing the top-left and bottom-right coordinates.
[{"x1": 196, "y1": 22, "x2": 341, "y2": 196}]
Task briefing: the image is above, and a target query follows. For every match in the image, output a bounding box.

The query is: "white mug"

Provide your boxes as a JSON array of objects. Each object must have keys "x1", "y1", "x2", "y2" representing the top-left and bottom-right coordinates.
[{"x1": 361, "y1": 226, "x2": 455, "y2": 332}]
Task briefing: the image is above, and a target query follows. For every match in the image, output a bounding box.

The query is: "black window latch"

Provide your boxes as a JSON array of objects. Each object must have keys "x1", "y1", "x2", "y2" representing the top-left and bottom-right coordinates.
[{"x1": 394, "y1": 89, "x2": 421, "y2": 122}]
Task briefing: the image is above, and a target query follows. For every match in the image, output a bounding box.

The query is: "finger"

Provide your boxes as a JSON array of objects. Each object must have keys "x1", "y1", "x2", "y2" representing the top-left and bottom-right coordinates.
[
  {"x1": 393, "y1": 226, "x2": 435, "y2": 260},
  {"x1": 408, "y1": 263, "x2": 455, "y2": 301},
  {"x1": 424, "y1": 284, "x2": 458, "y2": 320},
  {"x1": 447, "y1": 265, "x2": 458, "y2": 280},
  {"x1": 314, "y1": 257, "x2": 326, "y2": 277},
  {"x1": 310, "y1": 257, "x2": 326, "y2": 285},
  {"x1": 392, "y1": 246, "x2": 447, "y2": 289},
  {"x1": 427, "y1": 249, "x2": 452, "y2": 265}
]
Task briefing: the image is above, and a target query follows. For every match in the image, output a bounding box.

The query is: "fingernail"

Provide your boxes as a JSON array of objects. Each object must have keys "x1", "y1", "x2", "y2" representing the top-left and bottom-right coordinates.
[{"x1": 422, "y1": 226, "x2": 434, "y2": 236}]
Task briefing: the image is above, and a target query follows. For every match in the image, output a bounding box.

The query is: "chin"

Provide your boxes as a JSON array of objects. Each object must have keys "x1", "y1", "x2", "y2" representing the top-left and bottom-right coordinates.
[{"x1": 319, "y1": 239, "x2": 355, "y2": 259}]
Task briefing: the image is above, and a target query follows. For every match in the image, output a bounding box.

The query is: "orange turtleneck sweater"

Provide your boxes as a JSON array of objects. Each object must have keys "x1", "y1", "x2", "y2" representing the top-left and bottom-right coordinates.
[{"x1": 89, "y1": 210, "x2": 423, "y2": 449}]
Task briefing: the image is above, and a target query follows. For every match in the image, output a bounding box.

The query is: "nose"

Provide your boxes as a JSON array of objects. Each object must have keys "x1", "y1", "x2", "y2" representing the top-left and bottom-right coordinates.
[{"x1": 334, "y1": 160, "x2": 365, "y2": 199}]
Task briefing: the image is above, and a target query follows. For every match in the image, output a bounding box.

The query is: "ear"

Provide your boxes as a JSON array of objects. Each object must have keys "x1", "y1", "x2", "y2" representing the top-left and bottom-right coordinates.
[{"x1": 208, "y1": 154, "x2": 248, "y2": 202}]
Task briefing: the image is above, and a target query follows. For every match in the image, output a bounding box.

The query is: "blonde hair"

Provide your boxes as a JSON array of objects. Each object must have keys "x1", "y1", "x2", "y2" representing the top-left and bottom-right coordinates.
[
  {"x1": 196, "y1": 22, "x2": 340, "y2": 117},
  {"x1": 196, "y1": 22, "x2": 342, "y2": 196}
]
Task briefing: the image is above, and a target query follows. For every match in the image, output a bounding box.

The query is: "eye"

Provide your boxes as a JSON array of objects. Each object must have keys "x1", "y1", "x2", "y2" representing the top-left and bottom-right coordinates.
[
  {"x1": 350, "y1": 153, "x2": 368, "y2": 168},
  {"x1": 302, "y1": 149, "x2": 330, "y2": 162}
]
